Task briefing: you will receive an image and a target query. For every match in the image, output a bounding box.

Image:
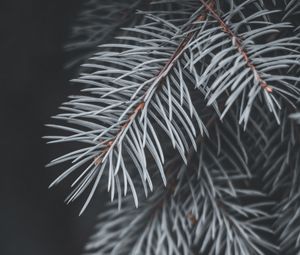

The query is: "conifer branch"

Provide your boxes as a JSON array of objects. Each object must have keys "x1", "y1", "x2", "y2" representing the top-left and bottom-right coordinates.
[
  {"x1": 47, "y1": 1, "x2": 209, "y2": 212},
  {"x1": 91, "y1": 0, "x2": 215, "y2": 181},
  {"x1": 46, "y1": 3, "x2": 300, "y2": 251},
  {"x1": 200, "y1": 0, "x2": 273, "y2": 93},
  {"x1": 84, "y1": 115, "x2": 275, "y2": 254},
  {"x1": 189, "y1": 0, "x2": 300, "y2": 125},
  {"x1": 47, "y1": 0, "x2": 300, "y2": 213}
]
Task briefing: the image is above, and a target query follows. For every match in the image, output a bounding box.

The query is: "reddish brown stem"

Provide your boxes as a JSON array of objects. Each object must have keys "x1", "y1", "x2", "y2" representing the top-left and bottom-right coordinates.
[
  {"x1": 199, "y1": 0, "x2": 273, "y2": 93},
  {"x1": 94, "y1": 5, "x2": 213, "y2": 165}
]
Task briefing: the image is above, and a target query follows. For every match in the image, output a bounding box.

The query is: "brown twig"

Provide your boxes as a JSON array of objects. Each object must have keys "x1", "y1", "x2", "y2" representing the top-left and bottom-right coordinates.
[
  {"x1": 93, "y1": 2, "x2": 215, "y2": 165},
  {"x1": 199, "y1": 0, "x2": 273, "y2": 93}
]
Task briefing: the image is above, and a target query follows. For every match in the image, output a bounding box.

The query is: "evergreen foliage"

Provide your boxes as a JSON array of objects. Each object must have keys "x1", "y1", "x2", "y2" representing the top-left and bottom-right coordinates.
[{"x1": 46, "y1": 0, "x2": 300, "y2": 254}]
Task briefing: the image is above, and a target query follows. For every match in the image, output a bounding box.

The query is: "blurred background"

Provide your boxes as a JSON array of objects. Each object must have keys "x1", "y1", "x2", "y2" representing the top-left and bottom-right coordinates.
[{"x1": 0, "y1": 0, "x2": 101, "y2": 254}]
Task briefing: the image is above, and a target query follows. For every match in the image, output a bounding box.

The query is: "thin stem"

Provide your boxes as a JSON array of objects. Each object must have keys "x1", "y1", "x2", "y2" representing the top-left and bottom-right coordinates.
[
  {"x1": 199, "y1": 0, "x2": 273, "y2": 93},
  {"x1": 94, "y1": 4, "x2": 214, "y2": 165}
]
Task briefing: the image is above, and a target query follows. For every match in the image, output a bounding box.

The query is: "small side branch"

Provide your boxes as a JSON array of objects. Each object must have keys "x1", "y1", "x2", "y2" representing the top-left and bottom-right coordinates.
[{"x1": 199, "y1": 0, "x2": 273, "y2": 93}]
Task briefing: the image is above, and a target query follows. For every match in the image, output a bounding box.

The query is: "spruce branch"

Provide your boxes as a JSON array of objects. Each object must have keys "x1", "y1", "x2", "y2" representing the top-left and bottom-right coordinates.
[
  {"x1": 46, "y1": 2, "x2": 300, "y2": 252},
  {"x1": 47, "y1": 1, "x2": 209, "y2": 213},
  {"x1": 240, "y1": 102, "x2": 300, "y2": 253},
  {"x1": 258, "y1": 110, "x2": 300, "y2": 253},
  {"x1": 84, "y1": 115, "x2": 275, "y2": 255},
  {"x1": 47, "y1": 0, "x2": 300, "y2": 215},
  {"x1": 190, "y1": 0, "x2": 300, "y2": 126},
  {"x1": 200, "y1": 0, "x2": 273, "y2": 93}
]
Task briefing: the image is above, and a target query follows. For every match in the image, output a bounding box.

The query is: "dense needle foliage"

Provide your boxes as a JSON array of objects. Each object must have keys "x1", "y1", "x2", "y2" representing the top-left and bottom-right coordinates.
[{"x1": 46, "y1": 0, "x2": 300, "y2": 254}]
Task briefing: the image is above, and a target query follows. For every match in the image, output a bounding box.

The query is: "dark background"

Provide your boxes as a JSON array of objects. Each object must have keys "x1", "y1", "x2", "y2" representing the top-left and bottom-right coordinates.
[{"x1": 0, "y1": 0, "x2": 100, "y2": 254}]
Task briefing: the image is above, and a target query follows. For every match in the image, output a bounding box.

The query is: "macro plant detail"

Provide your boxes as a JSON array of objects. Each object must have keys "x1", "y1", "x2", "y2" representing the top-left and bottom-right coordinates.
[{"x1": 47, "y1": 0, "x2": 300, "y2": 254}]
